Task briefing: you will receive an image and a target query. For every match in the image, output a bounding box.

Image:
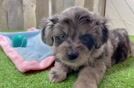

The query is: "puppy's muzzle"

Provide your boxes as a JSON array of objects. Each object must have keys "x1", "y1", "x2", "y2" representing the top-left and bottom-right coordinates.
[{"x1": 67, "y1": 51, "x2": 79, "y2": 60}]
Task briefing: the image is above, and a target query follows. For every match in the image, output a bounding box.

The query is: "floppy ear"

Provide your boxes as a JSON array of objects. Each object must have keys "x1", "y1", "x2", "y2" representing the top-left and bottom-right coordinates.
[
  {"x1": 101, "y1": 21, "x2": 109, "y2": 44},
  {"x1": 41, "y1": 16, "x2": 59, "y2": 46},
  {"x1": 94, "y1": 18, "x2": 109, "y2": 49}
]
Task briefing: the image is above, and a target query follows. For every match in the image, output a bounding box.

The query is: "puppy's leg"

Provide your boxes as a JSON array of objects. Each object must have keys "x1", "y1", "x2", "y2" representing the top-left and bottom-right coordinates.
[
  {"x1": 49, "y1": 61, "x2": 69, "y2": 83},
  {"x1": 74, "y1": 62, "x2": 106, "y2": 88}
]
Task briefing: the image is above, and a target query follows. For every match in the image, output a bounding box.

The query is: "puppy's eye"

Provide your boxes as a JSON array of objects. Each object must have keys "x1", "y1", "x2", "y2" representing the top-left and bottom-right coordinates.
[
  {"x1": 79, "y1": 16, "x2": 91, "y2": 24},
  {"x1": 79, "y1": 34, "x2": 95, "y2": 50},
  {"x1": 55, "y1": 35, "x2": 65, "y2": 41},
  {"x1": 54, "y1": 34, "x2": 67, "y2": 44}
]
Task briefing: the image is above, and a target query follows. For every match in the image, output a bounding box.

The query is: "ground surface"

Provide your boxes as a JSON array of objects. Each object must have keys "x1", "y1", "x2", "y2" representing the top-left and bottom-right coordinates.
[{"x1": 0, "y1": 37, "x2": 134, "y2": 88}]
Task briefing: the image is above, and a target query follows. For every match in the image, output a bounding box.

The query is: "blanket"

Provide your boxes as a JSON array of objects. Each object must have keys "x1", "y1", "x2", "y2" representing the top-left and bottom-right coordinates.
[{"x1": 0, "y1": 28, "x2": 55, "y2": 72}]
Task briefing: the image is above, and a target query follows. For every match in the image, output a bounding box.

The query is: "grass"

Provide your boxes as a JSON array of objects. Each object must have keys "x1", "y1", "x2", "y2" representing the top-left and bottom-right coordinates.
[{"x1": 0, "y1": 36, "x2": 134, "y2": 88}]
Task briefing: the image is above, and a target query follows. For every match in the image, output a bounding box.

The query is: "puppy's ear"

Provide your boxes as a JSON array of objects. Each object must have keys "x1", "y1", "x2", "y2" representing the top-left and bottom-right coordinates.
[
  {"x1": 101, "y1": 20, "x2": 109, "y2": 44},
  {"x1": 94, "y1": 18, "x2": 109, "y2": 49},
  {"x1": 41, "y1": 16, "x2": 59, "y2": 46}
]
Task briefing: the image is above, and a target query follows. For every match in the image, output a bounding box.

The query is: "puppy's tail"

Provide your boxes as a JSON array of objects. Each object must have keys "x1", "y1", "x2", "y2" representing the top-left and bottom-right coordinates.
[{"x1": 129, "y1": 41, "x2": 134, "y2": 57}]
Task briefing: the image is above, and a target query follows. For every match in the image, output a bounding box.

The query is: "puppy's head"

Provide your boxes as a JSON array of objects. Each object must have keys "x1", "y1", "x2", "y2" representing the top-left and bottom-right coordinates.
[{"x1": 42, "y1": 7, "x2": 109, "y2": 68}]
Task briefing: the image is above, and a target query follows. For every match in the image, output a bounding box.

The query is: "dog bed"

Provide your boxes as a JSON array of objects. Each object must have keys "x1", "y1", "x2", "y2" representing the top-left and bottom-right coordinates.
[{"x1": 0, "y1": 28, "x2": 55, "y2": 72}]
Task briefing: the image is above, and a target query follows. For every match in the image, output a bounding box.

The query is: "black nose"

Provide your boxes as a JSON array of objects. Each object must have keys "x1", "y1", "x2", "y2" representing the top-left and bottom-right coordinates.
[{"x1": 67, "y1": 51, "x2": 79, "y2": 60}]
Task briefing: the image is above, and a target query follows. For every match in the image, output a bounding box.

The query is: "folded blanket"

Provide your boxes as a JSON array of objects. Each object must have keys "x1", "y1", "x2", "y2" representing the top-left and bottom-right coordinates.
[{"x1": 0, "y1": 28, "x2": 55, "y2": 72}]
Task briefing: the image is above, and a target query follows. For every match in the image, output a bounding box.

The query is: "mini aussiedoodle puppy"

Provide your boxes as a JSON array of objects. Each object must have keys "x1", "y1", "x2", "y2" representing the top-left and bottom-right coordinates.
[{"x1": 41, "y1": 7, "x2": 134, "y2": 88}]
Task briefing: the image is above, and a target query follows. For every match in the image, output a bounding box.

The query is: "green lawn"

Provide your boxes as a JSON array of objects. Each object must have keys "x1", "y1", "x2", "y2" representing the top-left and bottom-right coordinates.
[{"x1": 0, "y1": 37, "x2": 134, "y2": 88}]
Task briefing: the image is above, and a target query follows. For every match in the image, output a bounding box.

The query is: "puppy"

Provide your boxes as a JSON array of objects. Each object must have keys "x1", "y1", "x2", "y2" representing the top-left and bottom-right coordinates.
[{"x1": 41, "y1": 7, "x2": 134, "y2": 88}]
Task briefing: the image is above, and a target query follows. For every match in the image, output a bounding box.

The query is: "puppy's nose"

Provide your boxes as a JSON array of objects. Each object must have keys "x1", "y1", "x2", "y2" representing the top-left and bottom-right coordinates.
[{"x1": 67, "y1": 51, "x2": 79, "y2": 60}]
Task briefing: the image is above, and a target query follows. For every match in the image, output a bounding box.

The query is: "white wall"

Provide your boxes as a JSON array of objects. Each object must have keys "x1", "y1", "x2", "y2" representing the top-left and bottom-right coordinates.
[{"x1": 105, "y1": 0, "x2": 134, "y2": 35}]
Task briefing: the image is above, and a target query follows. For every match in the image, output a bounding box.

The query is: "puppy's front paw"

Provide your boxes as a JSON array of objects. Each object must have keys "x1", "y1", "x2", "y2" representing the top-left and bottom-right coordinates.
[
  {"x1": 74, "y1": 82, "x2": 97, "y2": 88},
  {"x1": 49, "y1": 68, "x2": 67, "y2": 83}
]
